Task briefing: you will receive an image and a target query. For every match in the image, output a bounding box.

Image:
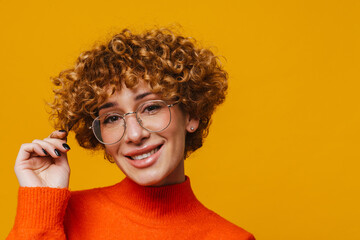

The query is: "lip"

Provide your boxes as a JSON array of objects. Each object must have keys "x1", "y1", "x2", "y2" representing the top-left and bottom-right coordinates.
[
  {"x1": 124, "y1": 144, "x2": 163, "y2": 169},
  {"x1": 124, "y1": 143, "x2": 163, "y2": 157}
]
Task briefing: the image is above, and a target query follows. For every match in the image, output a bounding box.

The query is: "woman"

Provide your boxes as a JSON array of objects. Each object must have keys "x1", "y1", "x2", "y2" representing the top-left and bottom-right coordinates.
[{"x1": 8, "y1": 28, "x2": 255, "y2": 239}]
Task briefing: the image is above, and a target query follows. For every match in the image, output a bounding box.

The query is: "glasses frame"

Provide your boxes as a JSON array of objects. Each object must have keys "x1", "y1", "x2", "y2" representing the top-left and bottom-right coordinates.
[{"x1": 90, "y1": 100, "x2": 178, "y2": 145}]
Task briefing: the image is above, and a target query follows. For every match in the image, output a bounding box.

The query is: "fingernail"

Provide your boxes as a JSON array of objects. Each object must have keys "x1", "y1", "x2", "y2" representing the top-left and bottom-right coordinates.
[
  {"x1": 54, "y1": 149, "x2": 61, "y2": 156},
  {"x1": 42, "y1": 148, "x2": 48, "y2": 155},
  {"x1": 62, "y1": 143, "x2": 71, "y2": 150},
  {"x1": 59, "y1": 130, "x2": 67, "y2": 133}
]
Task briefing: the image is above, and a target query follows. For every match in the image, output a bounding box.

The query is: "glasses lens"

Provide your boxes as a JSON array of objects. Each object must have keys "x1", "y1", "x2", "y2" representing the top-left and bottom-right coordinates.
[
  {"x1": 92, "y1": 113, "x2": 125, "y2": 144},
  {"x1": 137, "y1": 100, "x2": 171, "y2": 132}
]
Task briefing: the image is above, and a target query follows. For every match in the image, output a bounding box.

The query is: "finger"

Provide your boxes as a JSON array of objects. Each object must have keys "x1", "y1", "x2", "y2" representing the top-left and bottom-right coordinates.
[
  {"x1": 34, "y1": 139, "x2": 70, "y2": 168},
  {"x1": 33, "y1": 139, "x2": 70, "y2": 157},
  {"x1": 16, "y1": 143, "x2": 48, "y2": 163},
  {"x1": 42, "y1": 137, "x2": 71, "y2": 152},
  {"x1": 32, "y1": 139, "x2": 62, "y2": 158},
  {"x1": 48, "y1": 130, "x2": 68, "y2": 140},
  {"x1": 28, "y1": 140, "x2": 70, "y2": 169},
  {"x1": 53, "y1": 153, "x2": 70, "y2": 169}
]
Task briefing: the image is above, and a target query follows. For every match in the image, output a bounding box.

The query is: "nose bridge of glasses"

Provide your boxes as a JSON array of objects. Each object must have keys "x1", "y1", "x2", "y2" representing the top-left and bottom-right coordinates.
[
  {"x1": 123, "y1": 111, "x2": 143, "y2": 126},
  {"x1": 123, "y1": 111, "x2": 137, "y2": 118}
]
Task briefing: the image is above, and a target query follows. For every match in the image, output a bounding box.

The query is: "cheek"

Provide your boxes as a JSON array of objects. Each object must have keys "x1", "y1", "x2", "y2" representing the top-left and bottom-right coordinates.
[
  {"x1": 164, "y1": 114, "x2": 187, "y2": 151},
  {"x1": 104, "y1": 144, "x2": 120, "y2": 158},
  {"x1": 105, "y1": 144, "x2": 127, "y2": 171}
]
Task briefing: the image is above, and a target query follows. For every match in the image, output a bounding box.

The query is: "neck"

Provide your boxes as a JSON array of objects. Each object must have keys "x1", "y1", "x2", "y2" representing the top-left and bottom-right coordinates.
[
  {"x1": 151, "y1": 161, "x2": 185, "y2": 187},
  {"x1": 105, "y1": 176, "x2": 204, "y2": 224}
]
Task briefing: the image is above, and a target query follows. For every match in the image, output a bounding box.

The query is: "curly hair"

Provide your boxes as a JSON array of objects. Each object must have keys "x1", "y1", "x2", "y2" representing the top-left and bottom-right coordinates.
[{"x1": 49, "y1": 28, "x2": 228, "y2": 162}]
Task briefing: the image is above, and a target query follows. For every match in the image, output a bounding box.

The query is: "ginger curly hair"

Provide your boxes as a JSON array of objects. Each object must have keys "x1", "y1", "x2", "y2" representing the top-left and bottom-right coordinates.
[{"x1": 50, "y1": 28, "x2": 228, "y2": 162}]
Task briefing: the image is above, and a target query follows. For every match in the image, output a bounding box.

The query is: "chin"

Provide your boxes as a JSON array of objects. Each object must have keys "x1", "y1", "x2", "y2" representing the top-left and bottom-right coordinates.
[
  {"x1": 113, "y1": 146, "x2": 185, "y2": 187},
  {"x1": 128, "y1": 171, "x2": 167, "y2": 187}
]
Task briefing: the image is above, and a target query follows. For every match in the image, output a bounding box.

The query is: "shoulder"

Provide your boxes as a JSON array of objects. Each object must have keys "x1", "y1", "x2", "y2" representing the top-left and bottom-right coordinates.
[
  {"x1": 66, "y1": 183, "x2": 116, "y2": 207},
  {"x1": 194, "y1": 208, "x2": 255, "y2": 240},
  {"x1": 64, "y1": 184, "x2": 117, "y2": 220}
]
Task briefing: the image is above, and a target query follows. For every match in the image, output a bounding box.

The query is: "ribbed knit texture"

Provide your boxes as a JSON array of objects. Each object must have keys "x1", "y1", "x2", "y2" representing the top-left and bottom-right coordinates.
[
  {"x1": 8, "y1": 187, "x2": 70, "y2": 239},
  {"x1": 8, "y1": 177, "x2": 255, "y2": 240}
]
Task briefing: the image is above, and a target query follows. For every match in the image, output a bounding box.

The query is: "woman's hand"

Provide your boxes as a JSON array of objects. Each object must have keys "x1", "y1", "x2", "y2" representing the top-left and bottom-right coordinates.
[{"x1": 14, "y1": 130, "x2": 71, "y2": 188}]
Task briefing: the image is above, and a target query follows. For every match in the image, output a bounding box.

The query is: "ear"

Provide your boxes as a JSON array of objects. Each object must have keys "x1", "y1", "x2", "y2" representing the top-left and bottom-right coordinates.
[{"x1": 185, "y1": 114, "x2": 200, "y2": 133}]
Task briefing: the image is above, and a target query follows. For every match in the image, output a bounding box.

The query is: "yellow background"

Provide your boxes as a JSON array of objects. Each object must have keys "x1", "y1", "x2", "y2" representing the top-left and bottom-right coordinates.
[{"x1": 1, "y1": 0, "x2": 359, "y2": 239}]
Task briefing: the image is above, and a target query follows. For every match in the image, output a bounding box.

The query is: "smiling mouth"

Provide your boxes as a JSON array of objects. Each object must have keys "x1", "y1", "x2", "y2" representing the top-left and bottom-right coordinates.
[{"x1": 128, "y1": 145, "x2": 162, "y2": 160}]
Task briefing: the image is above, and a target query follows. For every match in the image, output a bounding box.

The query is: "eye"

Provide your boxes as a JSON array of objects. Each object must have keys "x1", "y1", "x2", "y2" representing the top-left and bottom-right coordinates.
[
  {"x1": 102, "y1": 114, "x2": 121, "y2": 125},
  {"x1": 141, "y1": 103, "x2": 163, "y2": 114}
]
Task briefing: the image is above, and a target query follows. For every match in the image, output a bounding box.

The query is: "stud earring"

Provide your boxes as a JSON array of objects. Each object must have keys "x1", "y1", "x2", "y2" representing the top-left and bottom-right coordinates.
[{"x1": 190, "y1": 127, "x2": 194, "y2": 131}]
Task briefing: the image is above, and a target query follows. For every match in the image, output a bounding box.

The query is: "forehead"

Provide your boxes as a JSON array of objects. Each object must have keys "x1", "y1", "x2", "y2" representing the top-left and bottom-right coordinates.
[{"x1": 105, "y1": 81, "x2": 153, "y2": 102}]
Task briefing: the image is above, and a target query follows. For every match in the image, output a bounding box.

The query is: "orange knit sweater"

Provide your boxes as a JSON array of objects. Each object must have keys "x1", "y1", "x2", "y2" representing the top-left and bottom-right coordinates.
[{"x1": 8, "y1": 177, "x2": 255, "y2": 239}]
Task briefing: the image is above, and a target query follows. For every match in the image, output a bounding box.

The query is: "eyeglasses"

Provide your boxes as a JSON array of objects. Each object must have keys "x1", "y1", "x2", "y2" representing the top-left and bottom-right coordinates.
[{"x1": 90, "y1": 100, "x2": 177, "y2": 145}]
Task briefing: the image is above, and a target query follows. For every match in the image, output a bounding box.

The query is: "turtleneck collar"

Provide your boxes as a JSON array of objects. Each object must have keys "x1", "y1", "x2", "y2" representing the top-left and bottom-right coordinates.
[{"x1": 102, "y1": 176, "x2": 205, "y2": 224}]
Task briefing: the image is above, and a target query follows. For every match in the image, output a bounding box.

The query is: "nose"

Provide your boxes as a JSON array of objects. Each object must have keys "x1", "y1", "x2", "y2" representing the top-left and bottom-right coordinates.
[{"x1": 123, "y1": 113, "x2": 150, "y2": 144}]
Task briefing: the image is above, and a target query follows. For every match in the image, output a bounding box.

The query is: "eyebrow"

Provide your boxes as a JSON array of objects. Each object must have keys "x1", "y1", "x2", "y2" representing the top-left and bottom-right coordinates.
[
  {"x1": 97, "y1": 102, "x2": 116, "y2": 112},
  {"x1": 97, "y1": 92, "x2": 153, "y2": 112},
  {"x1": 135, "y1": 92, "x2": 152, "y2": 101}
]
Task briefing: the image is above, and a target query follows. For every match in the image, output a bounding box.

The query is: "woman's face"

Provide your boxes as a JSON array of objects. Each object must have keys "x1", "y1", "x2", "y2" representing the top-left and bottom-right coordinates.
[{"x1": 98, "y1": 81, "x2": 199, "y2": 186}]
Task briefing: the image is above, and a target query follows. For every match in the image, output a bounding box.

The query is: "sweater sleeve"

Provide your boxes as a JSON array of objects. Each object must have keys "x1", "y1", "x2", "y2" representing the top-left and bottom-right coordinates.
[{"x1": 7, "y1": 187, "x2": 71, "y2": 240}]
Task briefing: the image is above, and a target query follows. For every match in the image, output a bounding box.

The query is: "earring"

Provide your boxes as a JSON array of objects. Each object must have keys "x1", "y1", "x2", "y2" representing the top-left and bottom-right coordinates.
[{"x1": 190, "y1": 127, "x2": 194, "y2": 131}]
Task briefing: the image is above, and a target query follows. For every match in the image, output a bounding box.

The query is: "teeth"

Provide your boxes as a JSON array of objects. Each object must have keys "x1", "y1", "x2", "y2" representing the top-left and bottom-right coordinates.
[{"x1": 131, "y1": 147, "x2": 160, "y2": 160}]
